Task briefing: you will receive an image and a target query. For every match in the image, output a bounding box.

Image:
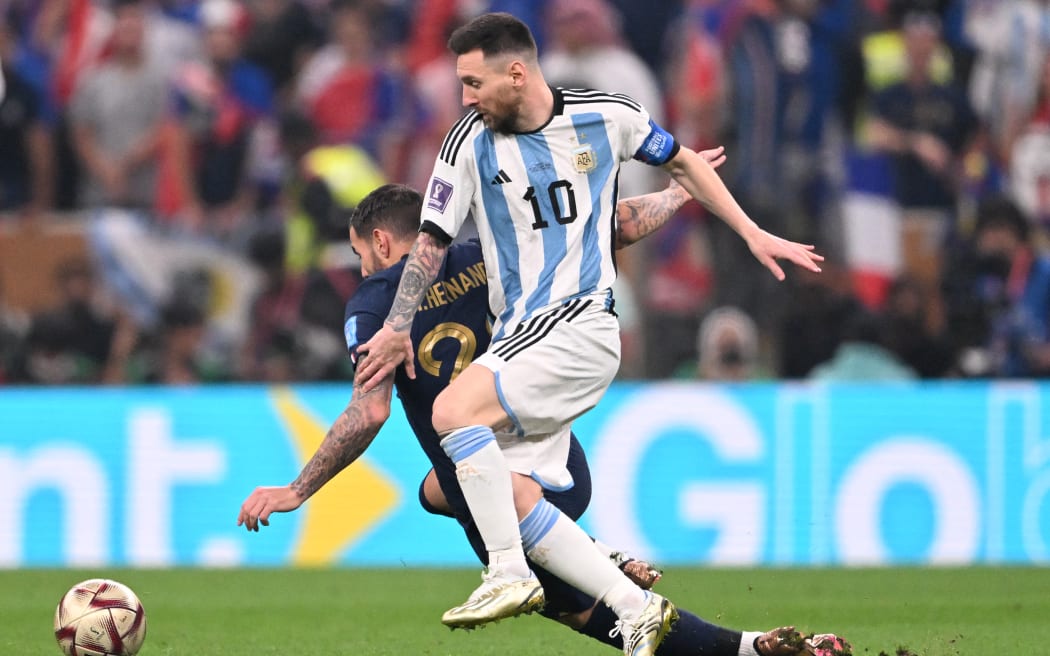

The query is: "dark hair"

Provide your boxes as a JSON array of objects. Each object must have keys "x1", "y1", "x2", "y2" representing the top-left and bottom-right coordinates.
[
  {"x1": 447, "y1": 12, "x2": 536, "y2": 59},
  {"x1": 975, "y1": 194, "x2": 1030, "y2": 243},
  {"x1": 842, "y1": 309, "x2": 887, "y2": 347},
  {"x1": 349, "y1": 184, "x2": 423, "y2": 240}
]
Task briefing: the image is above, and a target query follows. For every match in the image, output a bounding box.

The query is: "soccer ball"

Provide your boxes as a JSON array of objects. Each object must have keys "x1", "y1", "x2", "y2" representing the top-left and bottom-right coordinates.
[{"x1": 54, "y1": 579, "x2": 147, "y2": 656}]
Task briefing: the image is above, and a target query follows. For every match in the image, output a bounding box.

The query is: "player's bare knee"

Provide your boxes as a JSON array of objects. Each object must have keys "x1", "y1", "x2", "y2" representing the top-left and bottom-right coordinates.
[
  {"x1": 512, "y1": 473, "x2": 544, "y2": 521},
  {"x1": 431, "y1": 392, "x2": 464, "y2": 435}
]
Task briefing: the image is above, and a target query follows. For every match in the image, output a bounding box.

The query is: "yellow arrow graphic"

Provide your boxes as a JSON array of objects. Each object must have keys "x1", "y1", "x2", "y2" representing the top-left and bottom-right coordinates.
[{"x1": 269, "y1": 388, "x2": 400, "y2": 565}]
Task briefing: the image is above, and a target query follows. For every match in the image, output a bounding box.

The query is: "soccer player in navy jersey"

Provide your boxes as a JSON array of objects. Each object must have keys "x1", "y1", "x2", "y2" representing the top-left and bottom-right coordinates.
[
  {"x1": 352, "y1": 13, "x2": 825, "y2": 656},
  {"x1": 238, "y1": 181, "x2": 848, "y2": 656}
]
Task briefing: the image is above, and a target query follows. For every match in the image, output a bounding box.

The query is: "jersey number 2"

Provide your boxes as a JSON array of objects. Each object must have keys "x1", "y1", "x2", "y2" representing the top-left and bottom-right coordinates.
[
  {"x1": 525, "y1": 180, "x2": 577, "y2": 230},
  {"x1": 418, "y1": 322, "x2": 477, "y2": 380}
]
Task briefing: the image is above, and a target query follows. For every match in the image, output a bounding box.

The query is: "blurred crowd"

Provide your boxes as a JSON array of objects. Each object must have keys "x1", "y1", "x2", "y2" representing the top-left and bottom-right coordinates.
[{"x1": 2, "y1": 0, "x2": 1050, "y2": 385}]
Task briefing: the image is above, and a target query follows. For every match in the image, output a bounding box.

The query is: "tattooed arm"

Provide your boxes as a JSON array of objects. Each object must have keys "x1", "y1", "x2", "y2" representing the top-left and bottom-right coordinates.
[
  {"x1": 615, "y1": 180, "x2": 693, "y2": 249},
  {"x1": 614, "y1": 146, "x2": 725, "y2": 249},
  {"x1": 237, "y1": 370, "x2": 394, "y2": 531},
  {"x1": 355, "y1": 232, "x2": 449, "y2": 391}
]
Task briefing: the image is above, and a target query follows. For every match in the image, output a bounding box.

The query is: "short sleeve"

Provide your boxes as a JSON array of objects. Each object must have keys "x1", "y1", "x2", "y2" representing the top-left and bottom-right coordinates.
[
  {"x1": 343, "y1": 277, "x2": 396, "y2": 368},
  {"x1": 614, "y1": 95, "x2": 679, "y2": 166},
  {"x1": 419, "y1": 113, "x2": 481, "y2": 241}
]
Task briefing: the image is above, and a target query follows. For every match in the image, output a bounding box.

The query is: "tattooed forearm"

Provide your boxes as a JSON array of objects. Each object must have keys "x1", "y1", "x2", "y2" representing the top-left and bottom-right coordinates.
[
  {"x1": 289, "y1": 382, "x2": 389, "y2": 500},
  {"x1": 386, "y1": 232, "x2": 448, "y2": 332},
  {"x1": 615, "y1": 183, "x2": 692, "y2": 249}
]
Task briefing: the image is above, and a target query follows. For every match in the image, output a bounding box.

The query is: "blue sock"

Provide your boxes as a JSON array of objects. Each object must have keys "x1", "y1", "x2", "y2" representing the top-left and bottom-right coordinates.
[{"x1": 576, "y1": 601, "x2": 743, "y2": 655}]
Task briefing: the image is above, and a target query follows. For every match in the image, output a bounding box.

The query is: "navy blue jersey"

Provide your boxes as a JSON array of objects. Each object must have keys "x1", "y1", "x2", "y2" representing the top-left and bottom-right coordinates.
[{"x1": 343, "y1": 241, "x2": 588, "y2": 526}]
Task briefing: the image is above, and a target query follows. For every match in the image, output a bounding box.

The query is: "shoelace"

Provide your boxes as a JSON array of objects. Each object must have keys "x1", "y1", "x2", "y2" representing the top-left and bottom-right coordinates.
[{"x1": 607, "y1": 592, "x2": 654, "y2": 641}]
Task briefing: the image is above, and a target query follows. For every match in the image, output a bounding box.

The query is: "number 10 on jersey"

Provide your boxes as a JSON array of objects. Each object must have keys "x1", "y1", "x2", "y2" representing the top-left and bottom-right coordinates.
[{"x1": 525, "y1": 180, "x2": 578, "y2": 230}]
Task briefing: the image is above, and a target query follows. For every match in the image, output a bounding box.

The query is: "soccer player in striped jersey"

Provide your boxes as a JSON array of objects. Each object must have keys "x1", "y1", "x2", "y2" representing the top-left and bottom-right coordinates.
[
  {"x1": 238, "y1": 181, "x2": 848, "y2": 656},
  {"x1": 354, "y1": 13, "x2": 824, "y2": 656}
]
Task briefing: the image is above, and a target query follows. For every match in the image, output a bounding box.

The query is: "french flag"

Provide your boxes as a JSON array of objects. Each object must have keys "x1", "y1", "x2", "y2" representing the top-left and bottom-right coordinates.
[{"x1": 841, "y1": 150, "x2": 901, "y2": 309}]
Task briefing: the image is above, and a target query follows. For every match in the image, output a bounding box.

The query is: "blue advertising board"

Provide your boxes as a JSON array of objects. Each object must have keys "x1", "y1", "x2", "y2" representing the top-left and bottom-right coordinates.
[{"x1": 1, "y1": 382, "x2": 1047, "y2": 567}]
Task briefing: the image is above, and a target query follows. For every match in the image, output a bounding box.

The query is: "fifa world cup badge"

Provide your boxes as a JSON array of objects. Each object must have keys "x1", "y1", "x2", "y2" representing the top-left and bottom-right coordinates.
[{"x1": 573, "y1": 144, "x2": 597, "y2": 173}]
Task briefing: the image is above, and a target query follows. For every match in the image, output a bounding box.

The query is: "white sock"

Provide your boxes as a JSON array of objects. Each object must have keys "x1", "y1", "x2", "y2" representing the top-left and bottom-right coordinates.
[
  {"x1": 440, "y1": 426, "x2": 529, "y2": 578},
  {"x1": 519, "y1": 499, "x2": 646, "y2": 618},
  {"x1": 738, "y1": 631, "x2": 762, "y2": 656}
]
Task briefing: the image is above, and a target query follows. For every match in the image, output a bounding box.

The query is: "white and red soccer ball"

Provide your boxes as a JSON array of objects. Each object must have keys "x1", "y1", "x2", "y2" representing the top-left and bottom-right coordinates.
[{"x1": 54, "y1": 579, "x2": 147, "y2": 656}]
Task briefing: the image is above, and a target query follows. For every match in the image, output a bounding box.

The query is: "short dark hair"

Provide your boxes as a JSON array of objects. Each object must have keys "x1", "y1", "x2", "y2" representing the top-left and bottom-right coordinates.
[
  {"x1": 447, "y1": 12, "x2": 536, "y2": 59},
  {"x1": 350, "y1": 184, "x2": 423, "y2": 240},
  {"x1": 975, "y1": 194, "x2": 1029, "y2": 243}
]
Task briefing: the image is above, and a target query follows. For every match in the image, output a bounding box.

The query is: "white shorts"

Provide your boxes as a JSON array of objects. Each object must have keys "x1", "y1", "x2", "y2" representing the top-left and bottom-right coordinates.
[
  {"x1": 475, "y1": 291, "x2": 620, "y2": 437},
  {"x1": 496, "y1": 426, "x2": 574, "y2": 491}
]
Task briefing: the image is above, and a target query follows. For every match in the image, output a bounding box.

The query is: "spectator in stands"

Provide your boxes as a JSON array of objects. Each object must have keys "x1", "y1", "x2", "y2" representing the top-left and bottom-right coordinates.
[
  {"x1": 868, "y1": 10, "x2": 978, "y2": 290},
  {"x1": 243, "y1": 219, "x2": 357, "y2": 383},
  {"x1": 404, "y1": 1, "x2": 468, "y2": 191},
  {"x1": 40, "y1": 257, "x2": 116, "y2": 369},
  {"x1": 141, "y1": 0, "x2": 201, "y2": 82},
  {"x1": 967, "y1": 0, "x2": 1050, "y2": 163},
  {"x1": 70, "y1": 0, "x2": 168, "y2": 210},
  {"x1": 104, "y1": 298, "x2": 230, "y2": 385},
  {"x1": 944, "y1": 194, "x2": 1050, "y2": 377},
  {"x1": 27, "y1": 0, "x2": 115, "y2": 210},
  {"x1": 167, "y1": 0, "x2": 276, "y2": 236},
  {"x1": 882, "y1": 275, "x2": 954, "y2": 378},
  {"x1": 664, "y1": 0, "x2": 732, "y2": 157},
  {"x1": 242, "y1": 0, "x2": 323, "y2": 100},
  {"x1": 638, "y1": 0, "x2": 734, "y2": 378},
  {"x1": 150, "y1": 299, "x2": 230, "y2": 384},
  {"x1": 716, "y1": 0, "x2": 843, "y2": 329},
  {"x1": 0, "y1": 12, "x2": 52, "y2": 217},
  {"x1": 776, "y1": 257, "x2": 862, "y2": 378},
  {"x1": 809, "y1": 309, "x2": 918, "y2": 381},
  {"x1": 8, "y1": 312, "x2": 97, "y2": 384},
  {"x1": 6, "y1": 256, "x2": 114, "y2": 384},
  {"x1": 687, "y1": 305, "x2": 762, "y2": 381},
  {"x1": 278, "y1": 110, "x2": 383, "y2": 268},
  {"x1": 1008, "y1": 53, "x2": 1050, "y2": 243},
  {"x1": 295, "y1": 0, "x2": 416, "y2": 181},
  {"x1": 638, "y1": 201, "x2": 716, "y2": 378},
  {"x1": 608, "y1": 0, "x2": 682, "y2": 74}
]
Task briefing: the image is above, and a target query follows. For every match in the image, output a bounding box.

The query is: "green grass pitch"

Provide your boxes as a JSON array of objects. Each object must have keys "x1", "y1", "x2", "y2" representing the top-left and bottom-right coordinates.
[{"x1": 5, "y1": 566, "x2": 1047, "y2": 655}]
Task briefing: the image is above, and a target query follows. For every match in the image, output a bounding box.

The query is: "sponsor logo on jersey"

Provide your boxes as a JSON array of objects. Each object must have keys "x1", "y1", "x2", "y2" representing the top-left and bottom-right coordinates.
[{"x1": 427, "y1": 177, "x2": 454, "y2": 213}]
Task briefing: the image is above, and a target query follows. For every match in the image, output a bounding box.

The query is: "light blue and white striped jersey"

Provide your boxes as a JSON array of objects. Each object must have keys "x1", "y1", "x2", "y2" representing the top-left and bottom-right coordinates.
[{"x1": 420, "y1": 87, "x2": 679, "y2": 341}]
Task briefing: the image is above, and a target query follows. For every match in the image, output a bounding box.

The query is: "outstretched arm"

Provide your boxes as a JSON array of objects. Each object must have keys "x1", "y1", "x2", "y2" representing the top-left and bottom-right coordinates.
[
  {"x1": 662, "y1": 146, "x2": 823, "y2": 280},
  {"x1": 615, "y1": 146, "x2": 725, "y2": 248},
  {"x1": 237, "y1": 372, "x2": 394, "y2": 531},
  {"x1": 355, "y1": 232, "x2": 449, "y2": 390}
]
